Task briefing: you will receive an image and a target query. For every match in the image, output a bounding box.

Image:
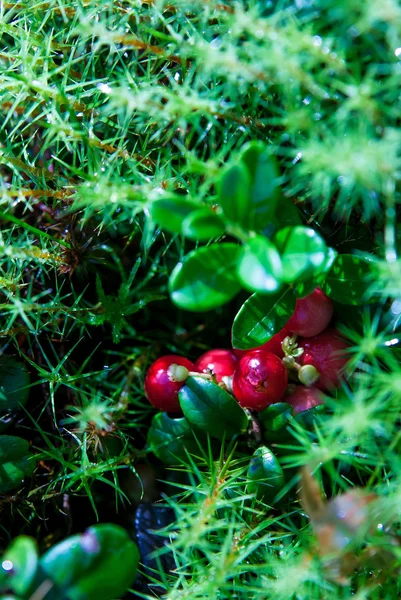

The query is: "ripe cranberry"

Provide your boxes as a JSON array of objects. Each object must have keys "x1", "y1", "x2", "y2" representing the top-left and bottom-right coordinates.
[
  {"x1": 284, "y1": 386, "x2": 324, "y2": 414},
  {"x1": 299, "y1": 329, "x2": 349, "y2": 391},
  {"x1": 233, "y1": 327, "x2": 291, "y2": 360},
  {"x1": 195, "y1": 349, "x2": 238, "y2": 382},
  {"x1": 232, "y1": 350, "x2": 288, "y2": 412},
  {"x1": 287, "y1": 288, "x2": 333, "y2": 337},
  {"x1": 144, "y1": 355, "x2": 196, "y2": 412}
]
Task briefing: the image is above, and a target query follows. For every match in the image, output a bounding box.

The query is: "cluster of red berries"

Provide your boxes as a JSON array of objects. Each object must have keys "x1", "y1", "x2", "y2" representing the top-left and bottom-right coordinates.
[{"x1": 144, "y1": 288, "x2": 349, "y2": 415}]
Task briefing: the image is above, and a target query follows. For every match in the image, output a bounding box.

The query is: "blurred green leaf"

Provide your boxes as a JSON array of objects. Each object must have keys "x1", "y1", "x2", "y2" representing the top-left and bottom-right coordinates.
[
  {"x1": 240, "y1": 142, "x2": 282, "y2": 230},
  {"x1": 179, "y1": 376, "x2": 248, "y2": 440},
  {"x1": 148, "y1": 412, "x2": 202, "y2": 465},
  {"x1": 237, "y1": 235, "x2": 282, "y2": 293},
  {"x1": 169, "y1": 244, "x2": 242, "y2": 311},
  {"x1": 181, "y1": 208, "x2": 226, "y2": 241},
  {"x1": 274, "y1": 226, "x2": 327, "y2": 283},
  {"x1": 294, "y1": 248, "x2": 338, "y2": 298},
  {"x1": 322, "y1": 254, "x2": 378, "y2": 305},
  {"x1": 150, "y1": 195, "x2": 200, "y2": 233},
  {"x1": 232, "y1": 288, "x2": 296, "y2": 350},
  {"x1": 247, "y1": 446, "x2": 285, "y2": 503},
  {"x1": 40, "y1": 524, "x2": 139, "y2": 600},
  {"x1": 218, "y1": 163, "x2": 251, "y2": 228},
  {"x1": 1, "y1": 537, "x2": 38, "y2": 596},
  {"x1": 0, "y1": 436, "x2": 35, "y2": 494},
  {"x1": 0, "y1": 357, "x2": 30, "y2": 412}
]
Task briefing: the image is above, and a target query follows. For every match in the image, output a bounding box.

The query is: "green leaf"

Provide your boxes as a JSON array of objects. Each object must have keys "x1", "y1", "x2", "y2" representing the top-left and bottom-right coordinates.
[
  {"x1": 271, "y1": 196, "x2": 302, "y2": 229},
  {"x1": 169, "y1": 244, "x2": 242, "y2": 311},
  {"x1": 1, "y1": 537, "x2": 38, "y2": 596},
  {"x1": 237, "y1": 235, "x2": 282, "y2": 293},
  {"x1": 40, "y1": 524, "x2": 139, "y2": 600},
  {"x1": 0, "y1": 436, "x2": 35, "y2": 494},
  {"x1": 240, "y1": 142, "x2": 282, "y2": 229},
  {"x1": 0, "y1": 357, "x2": 30, "y2": 412},
  {"x1": 178, "y1": 376, "x2": 248, "y2": 440},
  {"x1": 218, "y1": 163, "x2": 251, "y2": 228},
  {"x1": 181, "y1": 208, "x2": 226, "y2": 241},
  {"x1": 294, "y1": 248, "x2": 338, "y2": 298},
  {"x1": 231, "y1": 288, "x2": 296, "y2": 350},
  {"x1": 259, "y1": 403, "x2": 293, "y2": 442},
  {"x1": 247, "y1": 446, "x2": 285, "y2": 503},
  {"x1": 150, "y1": 195, "x2": 200, "y2": 234},
  {"x1": 148, "y1": 413, "x2": 202, "y2": 465},
  {"x1": 274, "y1": 226, "x2": 327, "y2": 283},
  {"x1": 260, "y1": 402, "x2": 326, "y2": 443},
  {"x1": 322, "y1": 254, "x2": 377, "y2": 305}
]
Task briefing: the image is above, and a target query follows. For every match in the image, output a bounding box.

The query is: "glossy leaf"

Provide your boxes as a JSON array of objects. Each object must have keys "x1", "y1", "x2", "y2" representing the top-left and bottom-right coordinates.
[
  {"x1": 40, "y1": 524, "x2": 139, "y2": 600},
  {"x1": 240, "y1": 142, "x2": 282, "y2": 229},
  {"x1": 169, "y1": 244, "x2": 242, "y2": 311},
  {"x1": 259, "y1": 403, "x2": 293, "y2": 442},
  {"x1": 231, "y1": 288, "x2": 296, "y2": 350},
  {"x1": 322, "y1": 254, "x2": 377, "y2": 305},
  {"x1": 179, "y1": 376, "x2": 248, "y2": 440},
  {"x1": 237, "y1": 235, "x2": 282, "y2": 293},
  {"x1": 0, "y1": 357, "x2": 30, "y2": 412},
  {"x1": 247, "y1": 446, "x2": 285, "y2": 503},
  {"x1": 218, "y1": 162, "x2": 251, "y2": 228},
  {"x1": 0, "y1": 436, "x2": 35, "y2": 494},
  {"x1": 181, "y1": 208, "x2": 226, "y2": 241},
  {"x1": 1, "y1": 537, "x2": 38, "y2": 596},
  {"x1": 148, "y1": 413, "x2": 202, "y2": 465},
  {"x1": 260, "y1": 402, "x2": 326, "y2": 443},
  {"x1": 274, "y1": 226, "x2": 327, "y2": 283},
  {"x1": 150, "y1": 195, "x2": 200, "y2": 234},
  {"x1": 294, "y1": 247, "x2": 337, "y2": 298}
]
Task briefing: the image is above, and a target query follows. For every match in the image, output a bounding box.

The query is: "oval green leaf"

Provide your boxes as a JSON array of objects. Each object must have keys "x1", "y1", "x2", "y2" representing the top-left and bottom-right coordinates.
[
  {"x1": 40, "y1": 524, "x2": 139, "y2": 600},
  {"x1": 148, "y1": 413, "x2": 202, "y2": 465},
  {"x1": 231, "y1": 287, "x2": 296, "y2": 350},
  {"x1": 322, "y1": 254, "x2": 377, "y2": 305},
  {"x1": 169, "y1": 244, "x2": 242, "y2": 311},
  {"x1": 294, "y1": 247, "x2": 337, "y2": 298},
  {"x1": 237, "y1": 235, "x2": 282, "y2": 293},
  {"x1": 150, "y1": 195, "x2": 200, "y2": 234},
  {"x1": 0, "y1": 436, "x2": 35, "y2": 494},
  {"x1": 260, "y1": 402, "x2": 325, "y2": 443},
  {"x1": 1, "y1": 537, "x2": 38, "y2": 596},
  {"x1": 274, "y1": 226, "x2": 327, "y2": 283},
  {"x1": 247, "y1": 446, "x2": 285, "y2": 503},
  {"x1": 0, "y1": 357, "x2": 30, "y2": 412},
  {"x1": 240, "y1": 142, "x2": 282, "y2": 230},
  {"x1": 178, "y1": 376, "x2": 248, "y2": 440},
  {"x1": 217, "y1": 162, "x2": 251, "y2": 228},
  {"x1": 181, "y1": 208, "x2": 226, "y2": 241}
]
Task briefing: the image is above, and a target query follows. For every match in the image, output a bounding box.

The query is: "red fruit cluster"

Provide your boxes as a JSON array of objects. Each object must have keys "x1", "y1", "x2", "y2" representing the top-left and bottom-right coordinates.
[{"x1": 144, "y1": 288, "x2": 349, "y2": 415}]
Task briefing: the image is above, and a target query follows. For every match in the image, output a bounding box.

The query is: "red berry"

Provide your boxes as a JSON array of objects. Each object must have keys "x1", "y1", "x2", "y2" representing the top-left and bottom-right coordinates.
[
  {"x1": 284, "y1": 386, "x2": 324, "y2": 414},
  {"x1": 232, "y1": 350, "x2": 288, "y2": 412},
  {"x1": 287, "y1": 288, "x2": 333, "y2": 337},
  {"x1": 299, "y1": 329, "x2": 349, "y2": 391},
  {"x1": 144, "y1": 355, "x2": 196, "y2": 412},
  {"x1": 233, "y1": 327, "x2": 291, "y2": 360},
  {"x1": 195, "y1": 349, "x2": 238, "y2": 382}
]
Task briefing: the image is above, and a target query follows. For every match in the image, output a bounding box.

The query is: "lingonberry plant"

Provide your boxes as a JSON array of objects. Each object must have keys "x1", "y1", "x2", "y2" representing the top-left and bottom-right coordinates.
[{"x1": 1, "y1": 0, "x2": 401, "y2": 599}]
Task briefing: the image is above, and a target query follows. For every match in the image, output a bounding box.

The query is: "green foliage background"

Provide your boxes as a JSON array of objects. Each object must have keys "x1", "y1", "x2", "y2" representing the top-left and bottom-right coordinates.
[{"x1": 1, "y1": 0, "x2": 401, "y2": 598}]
